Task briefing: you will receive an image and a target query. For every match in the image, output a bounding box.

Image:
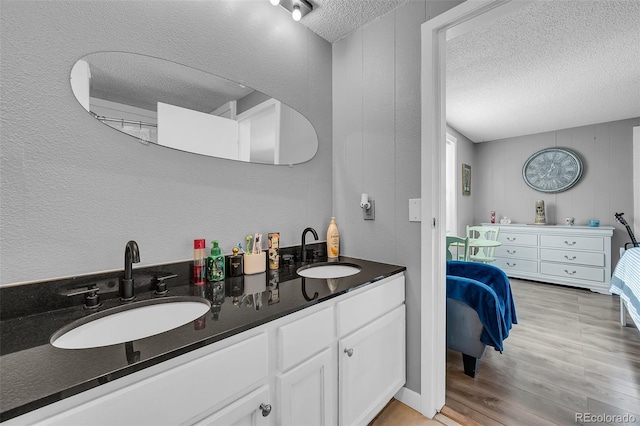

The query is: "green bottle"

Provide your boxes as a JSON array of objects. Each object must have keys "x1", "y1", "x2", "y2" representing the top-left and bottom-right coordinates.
[{"x1": 206, "y1": 241, "x2": 225, "y2": 282}]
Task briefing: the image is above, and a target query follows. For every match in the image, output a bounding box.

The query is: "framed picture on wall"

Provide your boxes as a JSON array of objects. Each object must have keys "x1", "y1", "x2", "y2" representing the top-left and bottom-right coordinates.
[{"x1": 462, "y1": 164, "x2": 471, "y2": 196}]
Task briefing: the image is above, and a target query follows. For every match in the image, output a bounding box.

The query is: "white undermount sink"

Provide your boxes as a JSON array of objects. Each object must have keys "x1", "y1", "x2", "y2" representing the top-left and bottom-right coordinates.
[
  {"x1": 50, "y1": 296, "x2": 211, "y2": 349},
  {"x1": 296, "y1": 262, "x2": 362, "y2": 279}
]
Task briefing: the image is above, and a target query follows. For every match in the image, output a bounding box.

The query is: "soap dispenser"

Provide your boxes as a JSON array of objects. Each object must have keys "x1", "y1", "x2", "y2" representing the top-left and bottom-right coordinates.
[{"x1": 207, "y1": 241, "x2": 226, "y2": 282}]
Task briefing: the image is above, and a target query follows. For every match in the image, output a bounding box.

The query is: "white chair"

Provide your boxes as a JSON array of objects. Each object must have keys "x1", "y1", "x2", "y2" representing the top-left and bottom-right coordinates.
[{"x1": 466, "y1": 225, "x2": 500, "y2": 263}]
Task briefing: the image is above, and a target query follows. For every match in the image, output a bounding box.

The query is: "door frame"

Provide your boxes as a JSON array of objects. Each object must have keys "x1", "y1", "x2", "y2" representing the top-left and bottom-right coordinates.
[{"x1": 419, "y1": 0, "x2": 531, "y2": 417}]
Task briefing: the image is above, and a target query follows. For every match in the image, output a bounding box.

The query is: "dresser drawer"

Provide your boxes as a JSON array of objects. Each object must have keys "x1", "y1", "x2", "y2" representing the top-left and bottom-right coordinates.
[
  {"x1": 494, "y1": 245, "x2": 538, "y2": 260},
  {"x1": 498, "y1": 232, "x2": 538, "y2": 246},
  {"x1": 540, "y1": 235, "x2": 604, "y2": 251},
  {"x1": 279, "y1": 307, "x2": 334, "y2": 371},
  {"x1": 540, "y1": 262, "x2": 605, "y2": 282},
  {"x1": 494, "y1": 257, "x2": 538, "y2": 273},
  {"x1": 540, "y1": 248, "x2": 605, "y2": 267}
]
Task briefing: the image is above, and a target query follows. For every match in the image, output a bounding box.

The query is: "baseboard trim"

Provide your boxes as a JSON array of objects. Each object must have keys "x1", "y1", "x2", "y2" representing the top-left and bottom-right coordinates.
[{"x1": 393, "y1": 386, "x2": 423, "y2": 416}]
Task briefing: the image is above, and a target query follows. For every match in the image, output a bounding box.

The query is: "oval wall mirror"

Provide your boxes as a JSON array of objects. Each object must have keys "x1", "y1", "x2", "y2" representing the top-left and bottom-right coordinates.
[{"x1": 70, "y1": 52, "x2": 318, "y2": 165}]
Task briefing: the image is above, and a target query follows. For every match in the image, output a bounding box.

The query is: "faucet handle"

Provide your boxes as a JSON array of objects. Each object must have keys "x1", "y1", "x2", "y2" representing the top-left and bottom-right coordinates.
[
  {"x1": 155, "y1": 273, "x2": 177, "y2": 295},
  {"x1": 65, "y1": 285, "x2": 101, "y2": 309}
]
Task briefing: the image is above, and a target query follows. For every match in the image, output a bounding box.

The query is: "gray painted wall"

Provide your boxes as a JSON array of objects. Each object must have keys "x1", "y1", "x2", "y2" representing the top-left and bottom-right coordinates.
[
  {"x1": 0, "y1": 1, "x2": 332, "y2": 285},
  {"x1": 332, "y1": 0, "x2": 463, "y2": 395},
  {"x1": 447, "y1": 126, "x2": 476, "y2": 237},
  {"x1": 473, "y1": 118, "x2": 639, "y2": 267}
]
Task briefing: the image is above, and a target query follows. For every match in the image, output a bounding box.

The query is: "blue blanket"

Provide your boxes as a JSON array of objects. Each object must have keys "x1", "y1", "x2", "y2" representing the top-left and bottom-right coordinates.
[{"x1": 446, "y1": 261, "x2": 518, "y2": 351}]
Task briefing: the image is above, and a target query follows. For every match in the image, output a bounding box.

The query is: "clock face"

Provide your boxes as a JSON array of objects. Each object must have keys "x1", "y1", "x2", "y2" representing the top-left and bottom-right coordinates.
[{"x1": 522, "y1": 148, "x2": 583, "y2": 193}]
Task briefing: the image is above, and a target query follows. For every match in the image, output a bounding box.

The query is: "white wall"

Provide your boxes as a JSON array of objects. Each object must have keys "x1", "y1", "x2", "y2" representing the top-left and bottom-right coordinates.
[
  {"x1": 473, "y1": 118, "x2": 639, "y2": 266},
  {"x1": 332, "y1": 0, "x2": 463, "y2": 395},
  {"x1": 0, "y1": 1, "x2": 332, "y2": 285}
]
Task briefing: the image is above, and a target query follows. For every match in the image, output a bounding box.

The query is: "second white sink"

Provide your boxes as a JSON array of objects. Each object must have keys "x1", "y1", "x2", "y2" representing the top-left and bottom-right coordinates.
[
  {"x1": 297, "y1": 262, "x2": 362, "y2": 279},
  {"x1": 51, "y1": 296, "x2": 211, "y2": 349}
]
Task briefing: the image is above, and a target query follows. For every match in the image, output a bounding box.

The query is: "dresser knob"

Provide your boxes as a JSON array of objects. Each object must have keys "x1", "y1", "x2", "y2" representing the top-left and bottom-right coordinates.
[
  {"x1": 344, "y1": 348, "x2": 354, "y2": 357},
  {"x1": 260, "y1": 403, "x2": 272, "y2": 417}
]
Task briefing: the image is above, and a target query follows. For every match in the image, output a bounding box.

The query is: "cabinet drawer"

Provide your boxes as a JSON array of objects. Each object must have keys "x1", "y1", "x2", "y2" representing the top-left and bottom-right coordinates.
[
  {"x1": 540, "y1": 235, "x2": 604, "y2": 251},
  {"x1": 43, "y1": 334, "x2": 269, "y2": 425},
  {"x1": 540, "y1": 248, "x2": 604, "y2": 267},
  {"x1": 498, "y1": 232, "x2": 537, "y2": 246},
  {"x1": 279, "y1": 307, "x2": 334, "y2": 371},
  {"x1": 494, "y1": 245, "x2": 538, "y2": 260},
  {"x1": 540, "y1": 262, "x2": 605, "y2": 282},
  {"x1": 336, "y1": 274, "x2": 404, "y2": 338},
  {"x1": 494, "y1": 257, "x2": 538, "y2": 273}
]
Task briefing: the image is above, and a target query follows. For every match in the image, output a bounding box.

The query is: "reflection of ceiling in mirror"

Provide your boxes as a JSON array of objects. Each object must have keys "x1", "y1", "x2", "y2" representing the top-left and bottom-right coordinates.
[{"x1": 85, "y1": 52, "x2": 255, "y2": 113}]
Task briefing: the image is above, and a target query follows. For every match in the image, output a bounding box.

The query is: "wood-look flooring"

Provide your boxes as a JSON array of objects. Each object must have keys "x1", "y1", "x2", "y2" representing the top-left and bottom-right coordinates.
[
  {"x1": 446, "y1": 278, "x2": 640, "y2": 426},
  {"x1": 369, "y1": 398, "x2": 467, "y2": 426}
]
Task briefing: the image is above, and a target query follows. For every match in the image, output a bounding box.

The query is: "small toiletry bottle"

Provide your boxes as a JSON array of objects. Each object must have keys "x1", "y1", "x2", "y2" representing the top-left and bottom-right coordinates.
[
  {"x1": 268, "y1": 232, "x2": 280, "y2": 270},
  {"x1": 193, "y1": 239, "x2": 206, "y2": 285},
  {"x1": 206, "y1": 240, "x2": 226, "y2": 282},
  {"x1": 228, "y1": 247, "x2": 244, "y2": 277},
  {"x1": 327, "y1": 217, "x2": 340, "y2": 259}
]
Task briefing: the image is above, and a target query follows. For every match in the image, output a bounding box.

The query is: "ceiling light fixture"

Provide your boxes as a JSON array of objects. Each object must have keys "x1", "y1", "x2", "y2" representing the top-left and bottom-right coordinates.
[
  {"x1": 270, "y1": 0, "x2": 280, "y2": 6},
  {"x1": 273, "y1": 0, "x2": 313, "y2": 22},
  {"x1": 291, "y1": 5, "x2": 302, "y2": 21}
]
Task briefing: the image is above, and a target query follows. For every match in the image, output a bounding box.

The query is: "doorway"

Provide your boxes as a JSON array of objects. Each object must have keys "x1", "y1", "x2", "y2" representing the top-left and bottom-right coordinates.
[{"x1": 419, "y1": 0, "x2": 529, "y2": 417}]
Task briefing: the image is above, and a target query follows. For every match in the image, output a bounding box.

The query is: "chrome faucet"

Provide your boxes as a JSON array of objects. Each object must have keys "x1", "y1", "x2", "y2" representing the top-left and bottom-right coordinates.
[
  {"x1": 121, "y1": 240, "x2": 140, "y2": 301},
  {"x1": 301, "y1": 227, "x2": 318, "y2": 263}
]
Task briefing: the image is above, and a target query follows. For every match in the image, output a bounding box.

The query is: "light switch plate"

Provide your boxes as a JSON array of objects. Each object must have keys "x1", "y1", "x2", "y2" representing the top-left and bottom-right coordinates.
[{"x1": 409, "y1": 199, "x2": 421, "y2": 222}]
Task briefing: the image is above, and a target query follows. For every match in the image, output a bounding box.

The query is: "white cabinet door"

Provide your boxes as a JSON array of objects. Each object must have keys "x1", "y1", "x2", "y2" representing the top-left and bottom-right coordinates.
[
  {"x1": 191, "y1": 386, "x2": 271, "y2": 426},
  {"x1": 278, "y1": 347, "x2": 335, "y2": 426},
  {"x1": 338, "y1": 305, "x2": 405, "y2": 426}
]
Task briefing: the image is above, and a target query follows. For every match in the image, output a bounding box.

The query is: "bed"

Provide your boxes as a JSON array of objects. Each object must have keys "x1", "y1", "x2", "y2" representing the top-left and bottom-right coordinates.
[{"x1": 610, "y1": 247, "x2": 640, "y2": 328}]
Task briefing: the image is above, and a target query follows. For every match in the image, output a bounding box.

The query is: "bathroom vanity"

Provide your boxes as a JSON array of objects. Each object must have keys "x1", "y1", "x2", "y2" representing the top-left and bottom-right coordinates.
[{"x1": 0, "y1": 256, "x2": 405, "y2": 425}]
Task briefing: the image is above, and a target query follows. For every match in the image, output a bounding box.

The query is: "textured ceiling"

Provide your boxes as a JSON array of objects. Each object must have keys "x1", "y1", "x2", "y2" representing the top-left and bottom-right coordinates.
[
  {"x1": 301, "y1": 0, "x2": 410, "y2": 43},
  {"x1": 446, "y1": 0, "x2": 640, "y2": 142}
]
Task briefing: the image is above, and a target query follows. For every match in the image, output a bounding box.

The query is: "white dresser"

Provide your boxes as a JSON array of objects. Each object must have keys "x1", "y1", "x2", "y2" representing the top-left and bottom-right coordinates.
[{"x1": 484, "y1": 223, "x2": 614, "y2": 294}]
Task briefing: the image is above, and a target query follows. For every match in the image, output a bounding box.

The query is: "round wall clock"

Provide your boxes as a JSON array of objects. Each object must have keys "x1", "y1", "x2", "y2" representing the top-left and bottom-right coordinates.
[{"x1": 522, "y1": 148, "x2": 583, "y2": 193}]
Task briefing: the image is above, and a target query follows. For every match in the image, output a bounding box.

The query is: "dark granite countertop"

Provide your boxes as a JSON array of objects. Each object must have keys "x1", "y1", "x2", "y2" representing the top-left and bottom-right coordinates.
[{"x1": 0, "y1": 255, "x2": 404, "y2": 422}]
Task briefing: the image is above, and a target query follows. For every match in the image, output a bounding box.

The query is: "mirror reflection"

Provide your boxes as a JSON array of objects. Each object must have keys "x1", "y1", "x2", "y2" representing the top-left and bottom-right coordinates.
[{"x1": 70, "y1": 52, "x2": 318, "y2": 165}]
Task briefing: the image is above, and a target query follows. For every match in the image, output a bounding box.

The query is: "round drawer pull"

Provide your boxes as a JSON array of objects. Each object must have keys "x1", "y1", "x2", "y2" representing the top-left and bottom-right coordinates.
[
  {"x1": 344, "y1": 348, "x2": 354, "y2": 357},
  {"x1": 564, "y1": 255, "x2": 577, "y2": 261},
  {"x1": 260, "y1": 403, "x2": 272, "y2": 417},
  {"x1": 507, "y1": 249, "x2": 516, "y2": 255},
  {"x1": 564, "y1": 240, "x2": 577, "y2": 246},
  {"x1": 564, "y1": 269, "x2": 577, "y2": 275}
]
